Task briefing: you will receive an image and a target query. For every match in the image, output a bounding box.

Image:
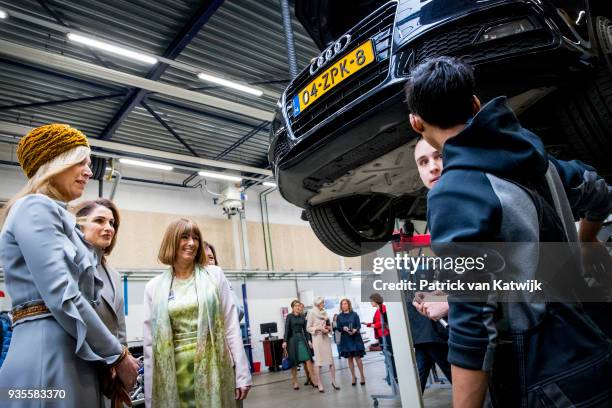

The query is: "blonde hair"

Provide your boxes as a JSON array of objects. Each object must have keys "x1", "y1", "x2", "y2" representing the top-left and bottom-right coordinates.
[
  {"x1": 314, "y1": 296, "x2": 325, "y2": 307},
  {"x1": 158, "y1": 218, "x2": 205, "y2": 266},
  {"x1": 2, "y1": 145, "x2": 90, "y2": 223},
  {"x1": 339, "y1": 298, "x2": 353, "y2": 313}
]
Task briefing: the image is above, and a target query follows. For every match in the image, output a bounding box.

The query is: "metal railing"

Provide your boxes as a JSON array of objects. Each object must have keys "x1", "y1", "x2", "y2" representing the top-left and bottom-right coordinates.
[{"x1": 0, "y1": 267, "x2": 363, "y2": 282}]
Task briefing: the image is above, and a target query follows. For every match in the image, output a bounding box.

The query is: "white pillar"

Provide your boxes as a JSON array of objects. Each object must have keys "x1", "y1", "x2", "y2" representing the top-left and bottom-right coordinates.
[
  {"x1": 231, "y1": 215, "x2": 242, "y2": 269},
  {"x1": 378, "y1": 244, "x2": 424, "y2": 408}
]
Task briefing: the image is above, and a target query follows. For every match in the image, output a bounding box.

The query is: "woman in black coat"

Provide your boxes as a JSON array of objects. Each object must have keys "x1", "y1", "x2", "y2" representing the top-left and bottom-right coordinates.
[{"x1": 282, "y1": 300, "x2": 316, "y2": 390}]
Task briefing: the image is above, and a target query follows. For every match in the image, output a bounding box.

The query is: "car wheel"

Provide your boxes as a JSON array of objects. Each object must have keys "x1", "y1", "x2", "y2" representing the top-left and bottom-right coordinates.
[
  {"x1": 557, "y1": 65, "x2": 612, "y2": 174},
  {"x1": 305, "y1": 197, "x2": 395, "y2": 257},
  {"x1": 554, "y1": 16, "x2": 612, "y2": 175},
  {"x1": 595, "y1": 16, "x2": 612, "y2": 71}
]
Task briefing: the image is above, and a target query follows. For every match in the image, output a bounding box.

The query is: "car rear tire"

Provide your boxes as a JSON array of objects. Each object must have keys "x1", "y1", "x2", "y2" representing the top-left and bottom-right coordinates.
[
  {"x1": 557, "y1": 66, "x2": 612, "y2": 174},
  {"x1": 556, "y1": 15, "x2": 612, "y2": 174},
  {"x1": 305, "y1": 198, "x2": 395, "y2": 257}
]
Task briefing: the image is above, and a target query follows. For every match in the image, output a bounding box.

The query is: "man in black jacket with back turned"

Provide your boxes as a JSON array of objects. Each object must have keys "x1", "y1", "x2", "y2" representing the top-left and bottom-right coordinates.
[{"x1": 404, "y1": 56, "x2": 612, "y2": 408}]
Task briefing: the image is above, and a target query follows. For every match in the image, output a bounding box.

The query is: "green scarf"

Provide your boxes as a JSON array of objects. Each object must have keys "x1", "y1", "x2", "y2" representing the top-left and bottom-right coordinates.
[{"x1": 151, "y1": 265, "x2": 236, "y2": 407}]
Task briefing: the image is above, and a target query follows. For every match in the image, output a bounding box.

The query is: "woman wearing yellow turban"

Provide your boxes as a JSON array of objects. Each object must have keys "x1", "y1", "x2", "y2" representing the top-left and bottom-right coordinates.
[{"x1": 0, "y1": 124, "x2": 139, "y2": 407}]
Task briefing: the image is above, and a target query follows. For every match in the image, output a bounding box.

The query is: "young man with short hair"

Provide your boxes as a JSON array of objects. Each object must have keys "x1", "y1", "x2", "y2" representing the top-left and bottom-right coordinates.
[
  {"x1": 412, "y1": 137, "x2": 450, "y2": 323},
  {"x1": 408, "y1": 137, "x2": 453, "y2": 393},
  {"x1": 404, "y1": 56, "x2": 612, "y2": 408}
]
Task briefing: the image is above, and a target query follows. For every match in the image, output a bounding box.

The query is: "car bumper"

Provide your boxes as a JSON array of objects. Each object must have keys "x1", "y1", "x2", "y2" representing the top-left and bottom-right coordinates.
[{"x1": 271, "y1": 0, "x2": 598, "y2": 209}]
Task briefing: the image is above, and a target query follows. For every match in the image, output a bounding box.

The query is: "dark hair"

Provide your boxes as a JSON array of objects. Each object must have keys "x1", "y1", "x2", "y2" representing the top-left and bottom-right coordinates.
[
  {"x1": 204, "y1": 242, "x2": 218, "y2": 266},
  {"x1": 369, "y1": 293, "x2": 384, "y2": 305},
  {"x1": 73, "y1": 198, "x2": 120, "y2": 264},
  {"x1": 404, "y1": 56, "x2": 475, "y2": 128}
]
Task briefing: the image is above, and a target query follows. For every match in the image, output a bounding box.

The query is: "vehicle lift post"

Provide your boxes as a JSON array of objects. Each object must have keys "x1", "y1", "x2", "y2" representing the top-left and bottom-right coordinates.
[{"x1": 369, "y1": 241, "x2": 424, "y2": 407}]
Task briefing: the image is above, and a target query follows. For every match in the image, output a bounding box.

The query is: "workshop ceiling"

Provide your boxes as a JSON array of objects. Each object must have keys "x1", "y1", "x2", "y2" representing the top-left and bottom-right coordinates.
[{"x1": 0, "y1": 0, "x2": 318, "y2": 173}]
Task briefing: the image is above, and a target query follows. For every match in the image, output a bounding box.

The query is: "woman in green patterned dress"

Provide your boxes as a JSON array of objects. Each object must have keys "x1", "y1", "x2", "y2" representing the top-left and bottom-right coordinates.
[{"x1": 143, "y1": 219, "x2": 252, "y2": 407}]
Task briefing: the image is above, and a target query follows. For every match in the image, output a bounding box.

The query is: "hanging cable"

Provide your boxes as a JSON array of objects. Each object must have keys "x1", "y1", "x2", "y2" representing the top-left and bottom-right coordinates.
[{"x1": 280, "y1": 0, "x2": 298, "y2": 79}]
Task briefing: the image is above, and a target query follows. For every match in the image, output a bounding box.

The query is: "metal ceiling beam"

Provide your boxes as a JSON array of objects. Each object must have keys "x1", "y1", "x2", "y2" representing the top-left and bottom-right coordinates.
[
  {"x1": 0, "y1": 40, "x2": 272, "y2": 121},
  {"x1": 0, "y1": 93, "x2": 126, "y2": 111},
  {"x1": 101, "y1": 0, "x2": 225, "y2": 140},
  {"x1": 1, "y1": 7, "x2": 278, "y2": 98},
  {"x1": 0, "y1": 58, "x2": 118, "y2": 91},
  {"x1": 146, "y1": 96, "x2": 271, "y2": 131},
  {"x1": 141, "y1": 101, "x2": 199, "y2": 157},
  {"x1": 215, "y1": 120, "x2": 269, "y2": 160},
  {"x1": 0, "y1": 121, "x2": 272, "y2": 176},
  {"x1": 35, "y1": 0, "x2": 110, "y2": 69},
  {"x1": 188, "y1": 78, "x2": 289, "y2": 91}
]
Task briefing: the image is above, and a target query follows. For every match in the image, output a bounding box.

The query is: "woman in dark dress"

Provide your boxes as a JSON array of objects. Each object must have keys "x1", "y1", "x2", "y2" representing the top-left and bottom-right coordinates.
[
  {"x1": 335, "y1": 299, "x2": 366, "y2": 385},
  {"x1": 282, "y1": 300, "x2": 315, "y2": 390}
]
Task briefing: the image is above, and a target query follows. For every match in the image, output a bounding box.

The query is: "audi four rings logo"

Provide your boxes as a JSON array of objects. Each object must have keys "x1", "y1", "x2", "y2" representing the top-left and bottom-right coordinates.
[{"x1": 309, "y1": 34, "x2": 352, "y2": 76}]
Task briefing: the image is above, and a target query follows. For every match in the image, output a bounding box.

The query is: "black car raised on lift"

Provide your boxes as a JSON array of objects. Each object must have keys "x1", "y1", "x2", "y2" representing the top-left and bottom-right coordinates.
[{"x1": 269, "y1": 0, "x2": 612, "y2": 257}]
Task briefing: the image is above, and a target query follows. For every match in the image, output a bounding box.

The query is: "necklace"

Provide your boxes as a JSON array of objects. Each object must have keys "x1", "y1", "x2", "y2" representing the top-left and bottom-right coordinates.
[{"x1": 169, "y1": 268, "x2": 196, "y2": 301}]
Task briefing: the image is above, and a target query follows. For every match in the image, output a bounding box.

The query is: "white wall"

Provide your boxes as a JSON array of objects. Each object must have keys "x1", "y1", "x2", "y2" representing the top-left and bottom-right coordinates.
[
  {"x1": 0, "y1": 158, "x2": 306, "y2": 226},
  {"x1": 116, "y1": 277, "x2": 376, "y2": 372}
]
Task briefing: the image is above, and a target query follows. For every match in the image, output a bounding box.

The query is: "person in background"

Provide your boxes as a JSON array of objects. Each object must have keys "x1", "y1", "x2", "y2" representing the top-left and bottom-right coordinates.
[
  {"x1": 73, "y1": 198, "x2": 129, "y2": 408},
  {"x1": 335, "y1": 298, "x2": 366, "y2": 386},
  {"x1": 364, "y1": 293, "x2": 397, "y2": 381},
  {"x1": 282, "y1": 300, "x2": 315, "y2": 390},
  {"x1": 332, "y1": 313, "x2": 339, "y2": 345},
  {"x1": 0, "y1": 311, "x2": 12, "y2": 369},
  {"x1": 0, "y1": 124, "x2": 139, "y2": 407},
  {"x1": 411, "y1": 137, "x2": 450, "y2": 324},
  {"x1": 204, "y1": 241, "x2": 244, "y2": 322},
  {"x1": 405, "y1": 56, "x2": 612, "y2": 407},
  {"x1": 307, "y1": 297, "x2": 339, "y2": 392},
  {"x1": 298, "y1": 301, "x2": 316, "y2": 387},
  {"x1": 143, "y1": 218, "x2": 251, "y2": 407},
  {"x1": 204, "y1": 242, "x2": 219, "y2": 267},
  {"x1": 0, "y1": 289, "x2": 11, "y2": 368},
  {"x1": 408, "y1": 137, "x2": 453, "y2": 393},
  {"x1": 74, "y1": 198, "x2": 126, "y2": 344}
]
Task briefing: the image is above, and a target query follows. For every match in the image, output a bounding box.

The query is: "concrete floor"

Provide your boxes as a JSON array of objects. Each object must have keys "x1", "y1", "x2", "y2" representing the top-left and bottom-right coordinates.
[{"x1": 244, "y1": 354, "x2": 452, "y2": 408}]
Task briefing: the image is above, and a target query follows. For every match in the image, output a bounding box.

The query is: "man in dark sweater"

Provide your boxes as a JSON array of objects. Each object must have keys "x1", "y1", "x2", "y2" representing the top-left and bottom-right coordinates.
[
  {"x1": 409, "y1": 137, "x2": 452, "y2": 393},
  {"x1": 404, "y1": 56, "x2": 612, "y2": 408}
]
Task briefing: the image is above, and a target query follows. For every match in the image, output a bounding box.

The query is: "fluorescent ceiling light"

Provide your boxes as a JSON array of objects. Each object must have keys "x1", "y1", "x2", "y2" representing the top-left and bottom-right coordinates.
[
  {"x1": 198, "y1": 170, "x2": 242, "y2": 182},
  {"x1": 67, "y1": 33, "x2": 158, "y2": 65},
  {"x1": 119, "y1": 158, "x2": 173, "y2": 171},
  {"x1": 263, "y1": 181, "x2": 277, "y2": 187},
  {"x1": 197, "y1": 73, "x2": 263, "y2": 96},
  {"x1": 0, "y1": 10, "x2": 7, "y2": 19}
]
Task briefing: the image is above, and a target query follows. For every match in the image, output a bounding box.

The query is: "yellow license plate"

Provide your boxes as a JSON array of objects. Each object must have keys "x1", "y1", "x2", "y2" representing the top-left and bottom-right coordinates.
[{"x1": 292, "y1": 41, "x2": 375, "y2": 116}]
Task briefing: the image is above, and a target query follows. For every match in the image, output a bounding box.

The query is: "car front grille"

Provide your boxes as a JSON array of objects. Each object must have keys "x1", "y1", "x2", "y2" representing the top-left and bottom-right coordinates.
[
  {"x1": 272, "y1": 136, "x2": 290, "y2": 162},
  {"x1": 284, "y1": 1, "x2": 397, "y2": 139},
  {"x1": 409, "y1": 5, "x2": 554, "y2": 68}
]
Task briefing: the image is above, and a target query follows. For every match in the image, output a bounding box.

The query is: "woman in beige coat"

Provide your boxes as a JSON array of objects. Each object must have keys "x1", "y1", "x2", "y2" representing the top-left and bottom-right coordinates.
[{"x1": 307, "y1": 297, "x2": 339, "y2": 392}]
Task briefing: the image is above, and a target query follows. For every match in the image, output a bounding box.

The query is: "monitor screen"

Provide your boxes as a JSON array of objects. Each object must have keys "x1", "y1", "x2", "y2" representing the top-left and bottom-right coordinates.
[{"x1": 260, "y1": 322, "x2": 278, "y2": 335}]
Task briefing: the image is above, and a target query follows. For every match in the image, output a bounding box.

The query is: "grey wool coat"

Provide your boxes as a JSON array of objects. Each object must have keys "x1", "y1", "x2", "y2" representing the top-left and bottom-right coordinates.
[
  {"x1": 94, "y1": 262, "x2": 127, "y2": 346},
  {"x1": 0, "y1": 194, "x2": 124, "y2": 407}
]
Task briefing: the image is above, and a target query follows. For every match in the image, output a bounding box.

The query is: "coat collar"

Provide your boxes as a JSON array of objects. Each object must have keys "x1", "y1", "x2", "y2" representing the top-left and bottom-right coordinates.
[{"x1": 97, "y1": 263, "x2": 118, "y2": 316}]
